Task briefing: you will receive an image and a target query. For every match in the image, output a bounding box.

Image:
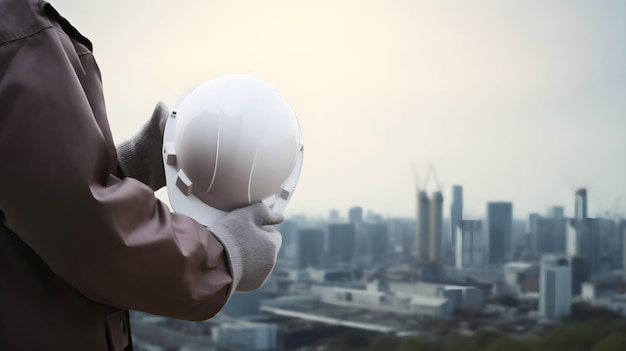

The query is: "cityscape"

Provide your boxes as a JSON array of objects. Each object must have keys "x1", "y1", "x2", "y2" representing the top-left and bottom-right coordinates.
[{"x1": 131, "y1": 175, "x2": 626, "y2": 351}]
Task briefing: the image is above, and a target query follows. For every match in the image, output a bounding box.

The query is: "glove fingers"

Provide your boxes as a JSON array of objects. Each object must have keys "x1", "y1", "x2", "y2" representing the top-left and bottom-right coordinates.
[
  {"x1": 251, "y1": 203, "x2": 284, "y2": 226},
  {"x1": 152, "y1": 101, "x2": 170, "y2": 134}
]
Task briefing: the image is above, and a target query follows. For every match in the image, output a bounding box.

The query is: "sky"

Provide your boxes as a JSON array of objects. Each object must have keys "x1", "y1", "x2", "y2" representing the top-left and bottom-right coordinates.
[{"x1": 50, "y1": 0, "x2": 626, "y2": 220}]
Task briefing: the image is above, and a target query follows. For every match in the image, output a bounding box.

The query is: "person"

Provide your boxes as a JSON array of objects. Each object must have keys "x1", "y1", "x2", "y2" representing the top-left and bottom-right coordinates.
[{"x1": 0, "y1": 0, "x2": 284, "y2": 350}]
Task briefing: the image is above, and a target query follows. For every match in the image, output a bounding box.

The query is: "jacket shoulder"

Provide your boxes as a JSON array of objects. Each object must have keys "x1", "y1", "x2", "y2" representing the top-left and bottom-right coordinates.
[
  {"x1": 0, "y1": 0, "x2": 50, "y2": 45},
  {"x1": 0, "y1": 0, "x2": 92, "y2": 50}
]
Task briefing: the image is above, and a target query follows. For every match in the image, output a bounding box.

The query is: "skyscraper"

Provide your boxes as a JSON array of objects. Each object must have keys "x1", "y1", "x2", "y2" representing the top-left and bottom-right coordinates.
[
  {"x1": 487, "y1": 202, "x2": 513, "y2": 264},
  {"x1": 531, "y1": 208, "x2": 567, "y2": 256},
  {"x1": 327, "y1": 223, "x2": 356, "y2": 265},
  {"x1": 621, "y1": 220, "x2": 626, "y2": 279},
  {"x1": 416, "y1": 191, "x2": 430, "y2": 263},
  {"x1": 348, "y1": 206, "x2": 363, "y2": 224},
  {"x1": 450, "y1": 185, "x2": 463, "y2": 250},
  {"x1": 368, "y1": 223, "x2": 389, "y2": 264},
  {"x1": 568, "y1": 190, "x2": 603, "y2": 278},
  {"x1": 329, "y1": 209, "x2": 340, "y2": 223},
  {"x1": 416, "y1": 190, "x2": 444, "y2": 265},
  {"x1": 296, "y1": 228, "x2": 324, "y2": 269},
  {"x1": 455, "y1": 220, "x2": 483, "y2": 269},
  {"x1": 575, "y1": 188, "x2": 588, "y2": 220},
  {"x1": 539, "y1": 255, "x2": 572, "y2": 320},
  {"x1": 429, "y1": 191, "x2": 443, "y2": 263},
  {"x1": 414, "y1": 166, "x2": 444, "y2": 265}
]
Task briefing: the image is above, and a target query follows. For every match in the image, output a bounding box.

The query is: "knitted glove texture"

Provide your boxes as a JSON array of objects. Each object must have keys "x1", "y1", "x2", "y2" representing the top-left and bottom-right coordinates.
[
  {"x1": 209, "y1": 203, "x2": 283, "y2": 293},
  {"x1": 116, "y1": 102, "x2": 169, "y2": 190}
]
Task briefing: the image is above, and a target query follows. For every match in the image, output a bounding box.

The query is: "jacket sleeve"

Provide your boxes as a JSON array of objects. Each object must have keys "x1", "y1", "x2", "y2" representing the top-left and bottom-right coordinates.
[{"x1": 0, "y1": 5, "x2": 234, "y2": 321}]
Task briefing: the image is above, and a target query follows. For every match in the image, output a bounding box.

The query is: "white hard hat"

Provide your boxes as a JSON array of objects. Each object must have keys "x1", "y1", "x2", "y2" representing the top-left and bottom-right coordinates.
[{"x1": 162, "y1": 74, "x2": 304, "y2": 226}]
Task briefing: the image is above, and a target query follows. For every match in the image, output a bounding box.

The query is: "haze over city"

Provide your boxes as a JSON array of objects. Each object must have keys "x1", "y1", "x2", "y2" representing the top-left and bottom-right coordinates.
[{"x1": 49, "y1": 0, "x2": 626, "y2": 219}]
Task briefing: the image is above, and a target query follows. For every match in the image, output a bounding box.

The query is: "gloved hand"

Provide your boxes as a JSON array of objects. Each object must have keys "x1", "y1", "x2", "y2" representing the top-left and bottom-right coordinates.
[
  {"x1": 116, "y1": 102, "x2": 169, "y2": 190},
  {"x1": 209, "y1": 202, "x2": 284, "y2": 292}
]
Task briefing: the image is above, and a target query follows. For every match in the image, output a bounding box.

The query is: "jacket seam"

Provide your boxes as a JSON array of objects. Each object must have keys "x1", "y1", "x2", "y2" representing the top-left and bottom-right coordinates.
[{"x1": 0, "y1": 24, "x2": 51, "y2": 47}]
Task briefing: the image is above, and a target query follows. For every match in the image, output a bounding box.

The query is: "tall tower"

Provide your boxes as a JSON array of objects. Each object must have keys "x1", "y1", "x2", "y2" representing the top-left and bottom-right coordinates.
[
  {"x1": 487, "y1": 202, "x2": 513, "y2": 264},
  {"x1": 414, "y1": 164, "x2": 443, "y2": 265},
  {"x1": 450, "y1": 185, "x2": 463, "y2": 249},
  {"x1": 429, "y1": 191, "x2": 443, "y2": 263},
  {"x1": 416, "y1": 191, "x2": 431, "y2": 263},
  {"x1": 456, "y1": 220, "x2": 483, "y2": 269},
  {"x1": 621, "y1": 220, "x2": 626, "y2": 280},
  {"x1": 575, "y1": 188, "x2": 588, "y2": 220}
]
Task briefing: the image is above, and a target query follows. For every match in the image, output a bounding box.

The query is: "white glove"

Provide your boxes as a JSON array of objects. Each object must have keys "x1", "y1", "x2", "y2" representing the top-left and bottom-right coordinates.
[{"x1": 209, "y1": 203, "x2": 283, "y2": 292}]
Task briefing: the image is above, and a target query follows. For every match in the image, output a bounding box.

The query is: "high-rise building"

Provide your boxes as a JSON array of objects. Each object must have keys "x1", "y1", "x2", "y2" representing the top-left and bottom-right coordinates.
[
  {"x1": 621, "y1": 220, "x2": 626, "y2": 278},
  {"x1": 429, "y1": 191, "x2": 443, "y2": 264},
  {"x1": 296, "y1": 228, "x2": 324, "y2": 269},
  {"x1": 327, "y1": 223, "x2": 356, "y2": 265},
  {"x1": 450, "y1": 185, "x2": 463, "y2": 250},
  {"x1": 368, "y1": 223, "x2": 389, "y2": 264},
  {"x1": 539, "y1": 255, "x2": 572, "y2": 320},
  {"x1": 415, "y1": 190, "x2": 444, "y2": 265},
  {"x1": 530, "y1": 208, "x2": 567, "y2": 256},
  {"x1": 348, "y1": 206, "x2": 363, "y2": 224},
  {"x1": 568, "y1": 218, "x2": 601, "y2": 277},
  {"x1": 575, "y1": 188, "x2": 588, "y2": 220},
  {"x1": 329, "y1": 209, "x2": 340, "y2": 223},
  {"x1": 416, "y1": 191, "x2": 430, "y2": 263},
  {"x1": 548, "y1": 206, "x2": 567, "y2": 253},
  {"x1": 487, "y1": 202, "x2": 513, "y2": 264},
  {"x1": 455, "y1": 220, "x2": 483, "y2": 269},
  {"x1": 277, "y1": 220, "x2": 298, "y2": 260}
]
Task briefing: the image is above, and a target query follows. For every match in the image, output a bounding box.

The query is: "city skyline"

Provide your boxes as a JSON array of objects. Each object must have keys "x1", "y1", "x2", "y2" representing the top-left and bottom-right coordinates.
[{"x1": 50, "y1": 0, "x2": 626, "y2": 219}]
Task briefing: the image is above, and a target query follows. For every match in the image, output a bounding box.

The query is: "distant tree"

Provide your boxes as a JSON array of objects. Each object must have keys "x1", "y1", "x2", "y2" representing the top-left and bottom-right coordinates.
[
  {"x1": 325, "y1": 329, "x2": 370, "y2": 350},
  {"x1": 591, "y1": 332, "x2": 626, "y2": 351},
  {"x1": 472, "y1": 329, "x2": 503, "y2": 348},
  {"x1": 539, "y1": 322, "x2": 607, "y2": 351},
  {"x1": 483, "y1": 336, "x2": 531, "y2": 351},
  {"x1": 441, "y1": 332, "x2": 478, "y2": 351},
  {"x1": 396, "y1": 336, "x2": 439, "y2": 351},
  {"x1": 488, "y1": 293, "x2": 520, "y2": 308},
  {"x1": 569, "y1": 302, "x2": 622, "y2": 322},
  {"x1": 368, "y1": 335, "x2": 400, "y2": 351}
]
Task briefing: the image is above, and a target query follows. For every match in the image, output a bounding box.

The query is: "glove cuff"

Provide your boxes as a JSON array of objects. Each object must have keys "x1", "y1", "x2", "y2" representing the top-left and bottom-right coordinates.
[{"x1": 207, "y1": 226, "x2": 244, "y2": 301}]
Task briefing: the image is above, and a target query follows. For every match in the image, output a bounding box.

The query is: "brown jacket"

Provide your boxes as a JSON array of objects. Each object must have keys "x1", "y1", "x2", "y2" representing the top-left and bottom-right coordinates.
[{"x1": 0, "y1": 0, "x2": 235, "y2": 349}]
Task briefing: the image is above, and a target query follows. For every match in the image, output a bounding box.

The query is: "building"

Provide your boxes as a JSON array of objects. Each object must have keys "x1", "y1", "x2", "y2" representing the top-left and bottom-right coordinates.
[
  {"x1": 575, "y1": 188, "x2": 588, "y2": 220},
  {"x1": 277, "y1": 220, "x2": 298, "y2": 261},
  {"x1": 311, "y1": 285, "x2": 454, "y2": 318},
  {"x1": 328, "y1": 209, "x2": 340, "y2": 223},
  {"x1": 220, "y1": 291, "x2": 262, "y2": 318},
  {"x1": 348, "y1": 206, "x2": 363, "y2": 224},
  {"x1": 368, "y1": 223, "x2": 390, "y2": 264},
  {"x1": 429, "y1": 191, "x2": 443, "y2": 264},
  {"x1": 416, "y1": 191, "x2": 430, "y2": 263},
  {"x1": 455, "y1": 220, "x2": 484, "y2": 269},
  {"x1": 530, "y1": 209, "x2": 567, "y2": 255},
  {"x1": 450, "y1": 185, "x2": 463, "y2": 252},
  {"x1": 416, "y1": 190, "x2": 444, "y2": 265},
  {"x1": 503, "y1": 262, "x2": 534, "y2": 294},
  {"x1": 212, "y1": 320, "x2": 278, "y2": 351},
  {"x1": 297, "y1": 228, "x2": 325, "y2": 269},
  {"x1": 622, "y1": 221, "x2": 626, "y2": 279},
  {"x1": 568, "y1": 218, "x2": 600, "y2": 277},
  {"x1": 487, "y1": 202, "x2": 513, "y2": 264},
  {"x1": 539, "y1": 255, "x2": 572, "y2": 320},
  {"x1": 327, "y1": 223, "x2": 356, "y2": 265}
]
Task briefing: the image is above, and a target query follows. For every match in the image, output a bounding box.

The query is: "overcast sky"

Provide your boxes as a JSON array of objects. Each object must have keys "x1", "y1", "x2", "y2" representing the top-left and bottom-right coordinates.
[{"x1": 50, "y1": 0, "x2": 625, "y2": 220}]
